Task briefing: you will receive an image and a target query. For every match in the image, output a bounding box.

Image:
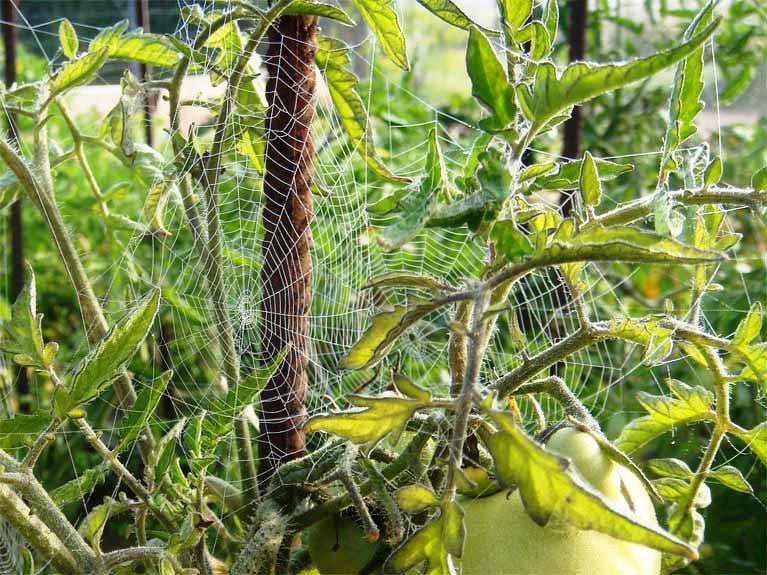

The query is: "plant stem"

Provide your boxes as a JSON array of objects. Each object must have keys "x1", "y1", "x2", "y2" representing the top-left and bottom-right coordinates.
[{"x1": 0, "y1": 483, "x2": 80, "y2": 574}]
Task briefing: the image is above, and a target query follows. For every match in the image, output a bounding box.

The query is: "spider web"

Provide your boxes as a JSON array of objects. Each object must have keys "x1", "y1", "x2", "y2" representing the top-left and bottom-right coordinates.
[{"x1": 0, "y1": 0, "x2": 763, "y2": 572}]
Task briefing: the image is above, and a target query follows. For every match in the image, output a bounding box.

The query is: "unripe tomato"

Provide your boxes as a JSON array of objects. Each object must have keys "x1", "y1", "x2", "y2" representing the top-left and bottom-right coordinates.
[
  {"x1": 460, "y1": 427, "x2": 661, "y2": 575},
  {"x1": 305, "y1": 514, "x2": 381, "y2": 574}
]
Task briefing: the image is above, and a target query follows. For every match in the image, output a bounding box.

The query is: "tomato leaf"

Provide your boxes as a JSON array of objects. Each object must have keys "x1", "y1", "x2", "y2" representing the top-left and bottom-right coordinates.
[
  {"x1": 304, "y1": 394, "x2": 424, "y2": 447},
  {"x1": 350, "y1": 0, "x2": 409, "y2": 70},
  {"x1": 466, "y1": 26, "x2": 517, "y2": 131},
  {"x1": 616, "y1": 380, "x2": 715, "y2": 453},
  {"x1": 415, "y1": 0, "x2": 497, "y2": 35},
  {"x1": 732, "y1": 302, "x2": 762, "y2": 348},
  {"x1": 339, "y1": 302, "x2": 438, "y2": 370},
  {"x1": 708, "y1": 466, "x2": 752, "y2": 494},
  {"x1": 396, "y1": 484, "x2": 440, "y2": 513},
  {"x1": 0, "y1": 415, "x2": 52, "y2": 448},
  {"x1": 487, "y1": 415, "x2": 697, "y2": 558},
  {"x1": 315, "y1": 37, "x2": 408, "y2": 183},
  {"x1": 730, "y1": 422, "x2": 767, "y2": 466},
  {"x1": 50, "y1": 47, "x2": 108, "y2": 98},
  {"x1": 285, "y1": 0, "x2": 355, "y2": 25},
  {"x1": 517, "y1": 17, "x2": 719, "y2": 134},
  {"x1": 55, "y1": 289, "x2": 161, "y2": 417},
  {"x1": 117, "y1": 371, "x2": 171, "y2": 452},
  {"x1": 579, "y1": 151, "x2": 602, "y2": 208},
  {"x1": 59, "y1": 19, "x2": 79, "y2": 59}
]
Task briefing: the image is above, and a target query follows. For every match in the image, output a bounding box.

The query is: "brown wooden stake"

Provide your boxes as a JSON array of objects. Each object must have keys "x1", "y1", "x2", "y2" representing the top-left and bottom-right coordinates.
[
  {"x1": 561, "y1": 0, "x2": 588, "y2": 216},
  {"x1": 3, "y1": 0, "x2": 27, "y2": 412},
  {"x1": 257, "y1": 14, "x2": 318, "y2": 487},
  {"x1": 135, "y1": 0, "x2": 154, "y2": 146}
]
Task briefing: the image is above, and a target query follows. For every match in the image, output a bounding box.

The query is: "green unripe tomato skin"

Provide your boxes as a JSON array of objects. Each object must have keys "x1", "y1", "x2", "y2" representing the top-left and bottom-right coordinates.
[
  {"x1": 460, "y1": 428, "x2": 661, "y2": 575},
  {"x1": 306, "y1": 515, "x2": 381, "y2": 574}
]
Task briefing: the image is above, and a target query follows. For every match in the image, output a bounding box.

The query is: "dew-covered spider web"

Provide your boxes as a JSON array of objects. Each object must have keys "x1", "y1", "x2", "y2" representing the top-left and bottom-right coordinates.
[{"x1": 0, "y1": 0, "x2": 764, "y2": 572}]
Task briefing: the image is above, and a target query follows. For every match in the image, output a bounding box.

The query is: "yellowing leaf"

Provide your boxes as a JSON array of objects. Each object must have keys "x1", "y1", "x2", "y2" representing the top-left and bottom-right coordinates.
[
  {"x1": 396, "y1": 484, "x2": 440, "y2": 513},
  {"x1": 486, "y1": 417, "x2": 697, "y2": 559},
  {"x1": 59, "y1": 19, "x2": 78, "y2": 59},
  {"x1": 339, "y1": 303, "x2": 437, "y2": 370},
  {"x1": 304, "y1": 394, "x2": 423, "y2": 447},
  {"x1": 50, "y1": 47, "x2": 108, "y2": 97}
]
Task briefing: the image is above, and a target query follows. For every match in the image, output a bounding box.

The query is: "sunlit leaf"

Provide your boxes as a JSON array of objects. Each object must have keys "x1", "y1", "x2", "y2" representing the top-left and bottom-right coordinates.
[
  {"x1": 286, "y1": 0, "x2": 355, "y2": 25},
  {"x1": 363, "y1": 272, "x2": 448, "y2": 293},
  {"x1": 0, "y1": 264, "x2": 50, "y2": 368},
  {"x1": 616, "y1": 380, "x2": 715, "y2": 453},
  {"x1": 752, "y1": 166, "x2": 767, "y2": 192},
  {"x1": 107, "y1": 33, "x2": 181, "y2": 67},
  {"x1": 339, "y1": 302, "x2": 437, "y2": 370},
  {"x1": 396, "y1": 484, "x2": 440, "y2": 513},
  {"x1": 659, "y1": 3, "x2": 713, "y2": 174},
  {"x1": 709, "y1": 466, "x2": 752, "y2": 494},
  {"x1": 732, "y1": 302, "x2": 762, "y2": 348},
  {"x1": 579, "y1": 151, "x2": 601, "y2": 208},
  {"x1": 415, "y1": 0, "x2": 497, "y2": 35},
  {"x1": 304, "y1": 394, "x2": 424, "y2": 447},
  {"x1": 50, "y1": 47, "x2": 108, "y2": 97},
  {"x1": 466, "y1": 26, "x2": 516, "y2": 131},
  {"x1": 50, "y1": 462, "x2": 110, "y2": 507},
  {"x1": 491, "y1": 220, "x2": 533, "y2": 260},
  {"x1": 517, "y1": 17, "x2": 719, "y2": 133},
  {"x1": 738, "y1": 342, "x2": 767, "y2": 388},
  {"x1": 731, "y1": 422, "x2": 767, "y2": 466},
  {"x1": 351, "y1": 0, "x2": 409, "y2": 70},
  {"x1": 647, "y1": 458, "x2": 693, "y2": 479},
  {"x1": 59, "y1": 19, "x2": 79, "y2": 59},
  {"x1": 486, "y1": 416, "x2": 696, "y2": 558},
  {"x1": 316, "y1": 36, "x2": 408, "y2": 183}
]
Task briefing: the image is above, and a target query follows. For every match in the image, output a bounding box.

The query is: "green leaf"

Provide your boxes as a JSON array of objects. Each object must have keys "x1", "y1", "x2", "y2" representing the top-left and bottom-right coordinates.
[
  {"x1": 415, "y1": 0, "x2": 497, "y2": 35},
  {"x1": 59, "y1": 19, "x2": 79, "y2": 59},
  {"x1": 738, "y1": 342, "x2": 767, "y2": 388},
  {"x1": 703, "y1": 157, "x2": 723, "y2": 188},
  {"x1": 0, "y1": 264, "x2": 50, "y2": 368},
  {"x1": 339, "y1": 302, "x2": 437, "y2": 370},
  {"x1": 50, "y1": 462, "x2": 110, "y2": 507},
  {"x1": 396, "y1": 484, "x2": 440, "y2": 513},
  {"x1": 117, "y1": 371, "x2": 171, "y2": 452},
  {"x1": 732, "y1": 302, "x2": 762, "y2": 348},
  {"x1": 55, "y1": 289, "x2": 161, "y2": 417},
  {"x1": 517, "y1": 17, "x2": 719, "y2": 134},
  {"x1": 0, "y1": 415, "x2": 52, "y2": 448},
  {"x1": 285, "y1": 0, "x2": 355, "y2": 25},
  {"x1": 709, "y1": 466, "x2": 752, "y2": 494},
  {"x1": 660, "y1": 3, "x2": 713, "y2": 173},
  {"x1": 731, "y1": 422, "x2": 767, "y2": 466},
  {"x1": 543, "y1": 0, "x2": 559, "y2": 44},
  {"x1": 378, "y1": 129, "x2": 447, "y2": 250},
  {"x1": 466, "y1": 26, "x2": 517, "y2": 131},
  {"x1": 386, "y1": 503, "x2": 464, "y2": 574},
  {"x1": 518, "y1": 162, "x2": 557, "y2": 183},
  {"x1": 487, "y1": 416, "x2": 696, "y2": 559},
  {"x1": 751, "y1": 166, "x2": 767, "y2": 192},
  {"x1": 559, "y1": 226, "x2": 723, "y2": 265},
  {"x1": 579, "y1": 151, "x2": 602, "y2": 208},
  {"x1": 89, "y1": 20, "x2": 129, "y2": 53},
  {"x1": 351, "y1": 0, "x2": 409, "y2": 70},
  {"x1": 304, "y1": 394, "x2": 424, "y2": 447},
  {"x1": 498, "y1": 0, "x2": 533, "y2": 38},
  {"x1": 654, "y1": 186, "x2": 685, "y2": 238},
  {"x1": 393, "y1": 375, "x2": 431, "y2": 402},
  {"x1": 616, "y1": 380, "x2": 715, "y2": 453},
  {"x1": 98, "y1": 30, "x2": 181, "y2": 67},
  {"x1": 315, "y1": 37, "x2": 408, "y2": 183},
  {"x1": 491, "y1": 220, "x2": 533, "y2": 260},
  {"x1": 647, "y1": 458, "x2": 693, "y2": 479},
  {"x1": 529, "y1": 157, "x2": 633, "y2": 191},
  {"x1": 363, "y1": 272, "x2": 448, "y2": 293},
  {"x1": 50, "y1": 47, "x2": 108, "y2": 97}
]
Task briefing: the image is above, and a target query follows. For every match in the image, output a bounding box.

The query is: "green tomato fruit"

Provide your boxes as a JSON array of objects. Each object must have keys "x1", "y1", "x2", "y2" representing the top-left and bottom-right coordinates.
[
  {"x1": 460, "y1": 427, "x2": 661, "y2": 575},
  {"x1": 306, "y1": 514, "x2": 381, "y2": 574}
]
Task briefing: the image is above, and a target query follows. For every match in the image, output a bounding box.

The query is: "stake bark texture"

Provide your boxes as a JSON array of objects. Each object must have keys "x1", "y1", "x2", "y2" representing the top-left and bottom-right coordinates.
[{"x1": 258, "y1": 14, "x2": 318, "y2": 487}]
